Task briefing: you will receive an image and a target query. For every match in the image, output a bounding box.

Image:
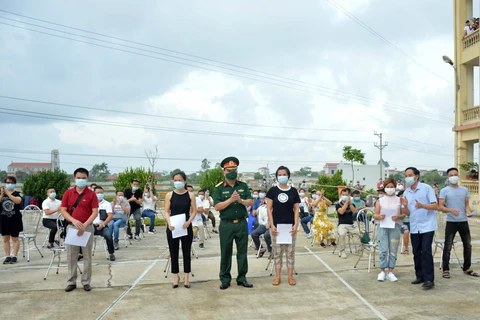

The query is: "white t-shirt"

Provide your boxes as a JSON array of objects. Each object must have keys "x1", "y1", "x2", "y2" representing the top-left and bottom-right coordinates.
[
  {"x1": 142, "y1": 195, "x2": 157, "y2": 211},
  {"x1": 93, "y1": 200, "x2": 113, "y2": 225},
  {"x1": 42, "y1": 198, "x2": 62, "y2": 220},
  {"x1": 257, "y1": 203, "x2": 269, "y2": 226},
  {"x1": 465, "y1": 25, "x2": 473, "y2": 35},
  {"x1": 192, "y1": 197, "x2": 204, "y2": 227}
]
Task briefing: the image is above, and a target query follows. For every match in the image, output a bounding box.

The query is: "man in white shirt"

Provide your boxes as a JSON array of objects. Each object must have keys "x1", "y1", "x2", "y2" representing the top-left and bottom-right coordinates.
[
  {"x1": 93, "y1": 187, "x2": 115, "y2": 261},
  {"x1": 250, "y1": 196, "x2": 271, "y2": 259},
  {"x1": 108, "y1": 190, "x2": 131, "y2": 250},
  {"x1": 192, "y1": 188, "x2": 206, "y2": 249},
  {"x1": 464, "y1": 20, "x2": 473, "y2": 38},
  {"x1": 141, "y1": 186, "x2": 157, "y2": 234},
  {"x1": 202, "y1": 189, "x2": 218, "y2": 233},
  {"x1": 42, "y1": 187, "x2": 62, "y2": 249}
]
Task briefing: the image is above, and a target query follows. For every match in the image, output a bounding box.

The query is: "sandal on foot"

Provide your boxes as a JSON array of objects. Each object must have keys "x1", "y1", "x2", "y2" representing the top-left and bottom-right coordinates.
[
  {"x1": 402, "y1": 250, "x2": 409, "y2": 255},
  {"x1": 288, "y1": 278, "x2": 296, "y2": 286},
  {"x1": 272, "y1": 278, "x2": 281, "y2": 286},
  {"x1": 320, "y1": 243, "x2": 326, "y2": 248},
  {"x1": 442, "y1": 271, "x2": 450, "y2": 279},
  {"x1": 464, "y1": 269, "x2": 479, "y2": 277}
]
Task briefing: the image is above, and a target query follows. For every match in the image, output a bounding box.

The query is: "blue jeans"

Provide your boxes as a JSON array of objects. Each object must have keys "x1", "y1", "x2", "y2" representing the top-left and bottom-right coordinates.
[
  {"x1": 301, "y1": 215, "x2": 314, "y2": 234},
  {"x1": 109, "y1": 218, "x2": 126, "y2": 243},
  {"x1": 378, "y1": 224, "x2": 401, "y2": 269},
  {"x1": 94, "y1": 225, "x2": 115, "y2": 254},
  {"x1": 141, "y1": 210, "x2": 156, "y2": 231}
]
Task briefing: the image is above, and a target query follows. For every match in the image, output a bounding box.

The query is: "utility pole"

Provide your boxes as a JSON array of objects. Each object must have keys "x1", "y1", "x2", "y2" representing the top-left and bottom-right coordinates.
[{"x1": 374, "y1": 132, "x2": 388, "y2": 180}]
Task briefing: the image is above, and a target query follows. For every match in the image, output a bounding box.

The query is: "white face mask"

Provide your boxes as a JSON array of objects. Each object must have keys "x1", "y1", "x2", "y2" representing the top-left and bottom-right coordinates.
[
  {"x1": 385, "y1": 188, "x2": 395, "y2": 196},
  {"x1": 448, "y1": 176, "x2": 459, "y2": 185}
]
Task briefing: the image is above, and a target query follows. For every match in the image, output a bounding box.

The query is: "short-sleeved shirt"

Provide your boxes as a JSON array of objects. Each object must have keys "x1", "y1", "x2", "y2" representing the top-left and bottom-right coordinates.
[
  {"x1": 42, "y1": 198, "x2": 62, "y2": 220},
  {"x1": 124, "y1": 188, "x2": 143, "y2": 212},
  {"x1": 192, "y1": 197, "x2": 204, "y2": 227},
  {"x1": 0, "y1": 191, "x2": 24, "y2": 236},
  {"x1": 93, "y1": 200, "x2": 113, "y2": 225},
  {"x1": 404, "y1": 182, "x2": 437, "y2": 233},
  {"x1": 214, "y1": 180, "x2": 252, "y2": 220},
  {"x1": 439, "y1": 186, "x2": 470, "y2": 222},
  {"x1": 142, "y1": 196, "x2": 157, "y2": 212},
  {"x1": 61, "y1": 187, "x2": 98, "y2": 223},
  {"x1": 351, "y1": 198, "x2": 365, "y2": 210},
  {"x1": 336, "y1": 202, "x2": 356, "y2": 225},
  {"x1": 266, "y1": 186, "x2": 300, "y2": 227},
  {"x1": 112, "y1": 201, "x2": 130, "y2": 220}
]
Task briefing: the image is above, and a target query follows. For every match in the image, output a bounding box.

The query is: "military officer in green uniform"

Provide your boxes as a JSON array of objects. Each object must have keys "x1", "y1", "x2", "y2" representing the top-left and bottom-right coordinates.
[{"x1": 214, "y1": 156, "x2": 254, "y2": 290}]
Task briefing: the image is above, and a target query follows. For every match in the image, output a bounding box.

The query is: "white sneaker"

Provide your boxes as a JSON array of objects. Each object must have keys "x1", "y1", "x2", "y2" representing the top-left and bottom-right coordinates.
[
  {"x1": 339, "y1": 252, "x2": 347, "y2": 259},
  {"x1": 386, "y1": 272, "x2": 398, "y2": 282},
  {"x1": 377, "y1": 271, "x2": 386, "y2": 281}
]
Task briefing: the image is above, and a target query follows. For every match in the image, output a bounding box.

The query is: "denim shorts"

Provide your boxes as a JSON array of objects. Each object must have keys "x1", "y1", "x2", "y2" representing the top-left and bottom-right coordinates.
[{"x1": 401, "y1": 222, "x2": 410, "y2": 234}]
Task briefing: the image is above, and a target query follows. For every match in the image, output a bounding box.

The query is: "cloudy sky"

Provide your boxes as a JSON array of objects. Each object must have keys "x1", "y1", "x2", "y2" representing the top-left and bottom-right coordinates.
[{"x1": 0, "y1": 0, "x2": 473, "y2": 175}]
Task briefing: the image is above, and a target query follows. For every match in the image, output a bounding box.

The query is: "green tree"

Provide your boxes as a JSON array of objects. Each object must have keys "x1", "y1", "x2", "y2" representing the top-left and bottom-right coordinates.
[
  {"x1": 201, "y1": 158, "x2": 211, "y2": 171},
  {"x1": 342, "y1": 146, "x2": 366, "y2": 184},
  {"x1": 90, "y1": 162, "x2": 110, "y2": 181},
  {"x1": 422, "y1": 170, "x2": 446, "y2": 186},
  {"x1": 389, "y1": 172, "x2": 404, "y2": 181},
  {"x1": 0, "y1": 170, "x2": 7, "y2": 181},
  {"x1": 15, "y1": 170, "x2": 29, "y2": 183},
  {"x1": 254, "y1": 172, "x2": 263, "y2": 180},
  {"x1": 309, "y1": 170, "x2": 345, "y2": 202},
  {"x1": 22, "y1": 169, "x2": 70, "y2": 201},
  {"x1": 299, "y1": 166, "x2": 312, "y2": 176},
  {"x1": 113, "y1": 167, "x2": 155, "y2": 192},
  {"x1": 200, "y1": 168, "x2": 224, "y2": 194},
  {"x1": 169, "y1": 168, "x2": 182, "y2": 177}
]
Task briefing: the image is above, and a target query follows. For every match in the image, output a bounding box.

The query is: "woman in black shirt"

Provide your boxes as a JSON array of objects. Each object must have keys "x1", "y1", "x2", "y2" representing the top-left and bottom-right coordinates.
[
  {"x1": 164, "y1": 172, "x2": 197, "y2": 288},
  {"x1": 266, "y1": 166, "x2": 300, "y2": 286},
  {"x1": 0, "y1": 176, "x2": 23, "y2": 264}
]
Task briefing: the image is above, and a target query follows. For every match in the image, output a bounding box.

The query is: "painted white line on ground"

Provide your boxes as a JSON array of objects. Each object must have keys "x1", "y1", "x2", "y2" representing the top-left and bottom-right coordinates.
[
  {"x1": 96, "y1": 251, "x2": 166, "y2": 320},
  {"x1": 304, "y1": 246, "x2": 387, "y2": 320}
]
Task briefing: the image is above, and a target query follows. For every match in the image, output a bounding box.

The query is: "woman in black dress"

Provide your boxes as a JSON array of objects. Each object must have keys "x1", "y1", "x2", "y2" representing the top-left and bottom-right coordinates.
[
  {"x1": 0, "y1": 176, "x2": 23, "y2": 264},
  {"x1": 164, "y1": 171, "x2": 197, "y2": 288}
]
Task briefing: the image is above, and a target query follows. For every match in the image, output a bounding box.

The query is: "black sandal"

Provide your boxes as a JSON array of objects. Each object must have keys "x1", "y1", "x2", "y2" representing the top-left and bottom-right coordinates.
[
  {"x1": 442, "y1": 270, "x2": 450, "y2": 278},
  {"x1": 464, "y1": 269, "x2": 479, "y2": 277}
]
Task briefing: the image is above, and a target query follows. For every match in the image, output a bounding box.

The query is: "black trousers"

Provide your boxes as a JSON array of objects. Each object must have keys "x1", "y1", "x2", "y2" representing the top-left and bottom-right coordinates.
[
  {"x1": 411, "y1": 231, "x2": 435, "y2": 282},
  {"x1": 42, "y1": 218, "x2": 57, "y2": 244},
  {"x1": 442, "y1": 221, "x2": 471, "y2": 271},
  {"x1": 166, "y1": 227, "x2": 193, "y2": 274}
]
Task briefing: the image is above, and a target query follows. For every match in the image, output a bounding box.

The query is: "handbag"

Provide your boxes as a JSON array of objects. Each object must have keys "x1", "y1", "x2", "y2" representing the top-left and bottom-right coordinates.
[
  {"x1": 360, "y1": 231, "x2": 371, "y2": 244},
  {"x1": 62, "y1": 194, "x2": 85, "y2": 238}
]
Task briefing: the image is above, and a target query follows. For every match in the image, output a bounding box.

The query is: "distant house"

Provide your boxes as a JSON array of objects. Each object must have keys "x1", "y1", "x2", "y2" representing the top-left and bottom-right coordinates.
[
  {"x1": 107, "y1": 175, "x2": 117, "y2": 181},
  {"x1": 7, "y1": 162, "x2": 53, "y2": 175},
  {"x1": 323, "y1": 163, "x2": 339, "y2": 176}
]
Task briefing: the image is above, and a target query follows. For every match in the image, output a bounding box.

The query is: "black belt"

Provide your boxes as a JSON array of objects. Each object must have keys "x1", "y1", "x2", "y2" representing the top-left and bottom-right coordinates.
[{"x1": 221, "y1": 216, "x2": 246, "y2": 224}]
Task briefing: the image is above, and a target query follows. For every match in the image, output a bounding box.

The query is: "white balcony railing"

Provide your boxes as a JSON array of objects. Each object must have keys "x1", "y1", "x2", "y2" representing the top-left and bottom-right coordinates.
[{"x1": 463, "y1": 30, "x2": 480, "y2": 49}]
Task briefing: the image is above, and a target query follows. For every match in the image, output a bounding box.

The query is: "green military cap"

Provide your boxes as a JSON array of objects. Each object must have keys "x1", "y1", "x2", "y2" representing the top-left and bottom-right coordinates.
[{"x1": 220, "y1": 156, "x2": 240, "y2": 169}]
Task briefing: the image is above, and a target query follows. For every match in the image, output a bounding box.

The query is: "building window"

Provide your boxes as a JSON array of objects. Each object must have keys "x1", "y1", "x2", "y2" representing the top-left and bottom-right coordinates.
[{"x1": 331, "y1": 170, "x2": 334, "y2": 174}]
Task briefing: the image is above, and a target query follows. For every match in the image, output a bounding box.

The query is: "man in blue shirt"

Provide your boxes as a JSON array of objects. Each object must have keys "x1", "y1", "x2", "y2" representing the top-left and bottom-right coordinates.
[
  {"x1": 351, "y1": 190, "x2": 366, "y2": 221},
  {"x1": 439, "y1": 167, "x2": 478, "y2": 278},
  {"x1": 403, "y1": 167, "x2": 438, "y2": 289}
]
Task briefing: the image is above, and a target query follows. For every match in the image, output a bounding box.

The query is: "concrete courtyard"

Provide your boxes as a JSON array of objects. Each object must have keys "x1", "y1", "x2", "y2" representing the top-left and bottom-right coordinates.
[{"x1": 1, "y1": 211, "x2": 480, "y2": 320}]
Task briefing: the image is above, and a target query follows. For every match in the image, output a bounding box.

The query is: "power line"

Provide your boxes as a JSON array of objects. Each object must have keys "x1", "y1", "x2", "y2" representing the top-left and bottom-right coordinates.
[
  {"x1": 0, "y1": 21, "x2": 453, "y2": 124},
  {"x1": 0, "y1": 107, "x2": 375, "y2": 144},
  {"x1": 0, "y1": 96, "x2": 367, "y2": 133},
  {"x1": 0, "y1": 96, "x2": 453, "y2": 149},
  {"x1": 0, "y1": 11, "x2": 454, "y2": 122},
  {"x1": 389, "y1": 143, "x2": 454, "y2": 157},
  {"x1": 325, "y1": 0, "x2": 453, "y2": 84}
]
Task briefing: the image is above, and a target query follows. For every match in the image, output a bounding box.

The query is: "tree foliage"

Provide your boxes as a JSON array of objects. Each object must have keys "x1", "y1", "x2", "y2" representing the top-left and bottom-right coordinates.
[
  {"x1": 15, "y1": 170, "x2": 30, "y2": 183},
  {"x1": 200, "y1": 168, "x2": 225, "y2": 195},
  {"x1": 0, "y1": 170, "x2": 7, "y2": 182},
  {"x1": 90, "y1": 162, "x2": 110, "y2": 181},
  {"x1": 254, "y1": 172, "x2": 264, "y2": 179},
  {"x1": 201, "y1": 158, "x2": 211, "y2": 171},
  {"x1": 113, "y1": 167, "x2": 155, "y2": 192},
  {"x1": 342, "y1": 146, "x2": 366, "y2": 183},
  {"x1": 22, "y1": 169, "x2": 71, "y2": 201},
  {"x1": 308, "y1": 170, "x2": 345, "y2": 202}
]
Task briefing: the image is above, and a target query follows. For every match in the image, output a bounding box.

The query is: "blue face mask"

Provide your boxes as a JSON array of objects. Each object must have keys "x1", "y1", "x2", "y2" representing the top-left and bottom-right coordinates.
[
  {"x1": 312, "y1": 194, "x2": 318, "y2": 199},
  {"x1": 118, "y1": 196, "x2": 124, "y2": 202},
  {"x1": 174, "y1": 181, "x2": 185, "y2": 190},
  {"x1": 5, "y1": 183, "x2": 15, "y2": 190},
  {"x1": 259, "y1": 193, "x2": 266, "y2": 199},
  {"x1": 199, "y1": 195, "x2": 204, "y2": 201},
  {"x1": 253, "y1": 194, "x2": 259, "y2": 199},
  {"x1": 75, "y1": 179, "x2": 87, "y2": 188},
  {"x1": 277, "y1": 176, "x2": 289, "y2": 184},
  {"x1": 405, "y1": 177, "x2": 416, "y2": 186},
  {"x1": 299, "y1": 193, "x2": 305, "y2": 197},
  {"x1": 144, "y1": 193, "x2": 149, "y2": 198},
  {"x1": 341, "y1": 195, "x2": 349, "y2": 202},
  {"x1": 353, "y1": 197, "x2": 360, "y2": 201},
  {"x1": 97, "y1": 194, "x2": 104, "y2": 201},
  {"x1": 132, "y1": 186, "x2": 139, "y2": 191},
  {"x1": 49, "y1": 192, "x2": 56, "y2": 199}
]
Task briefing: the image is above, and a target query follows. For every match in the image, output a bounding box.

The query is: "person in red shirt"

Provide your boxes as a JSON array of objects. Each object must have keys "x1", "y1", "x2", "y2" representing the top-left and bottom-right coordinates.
[
  {"x1": 60, "y1": 168, "x2": 99, "y2": 292},
  {"x1": 377, "y1": 179, "x2": 384, "y2": 190}
]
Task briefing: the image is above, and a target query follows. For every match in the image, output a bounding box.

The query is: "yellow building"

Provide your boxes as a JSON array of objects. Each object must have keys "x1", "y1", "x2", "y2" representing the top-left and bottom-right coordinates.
[{"x1": 453, "y1": 1, "x2": 480, "y2": 206}]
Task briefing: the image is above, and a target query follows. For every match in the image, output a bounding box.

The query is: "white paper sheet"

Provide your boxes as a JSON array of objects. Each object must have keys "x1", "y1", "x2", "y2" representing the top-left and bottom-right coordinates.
[
  {"x1": 170, "y1": 214, "x2": 188, "y2": 239},
  {"x1": 379, "y1": 208, "x2": 397, "y2": 229},
  {"x1": 64, "y1": 228, "x2": 92, "y2": 247},
  {"x1": 276, "y1": 224, "x2": 293, "y2": 244}
]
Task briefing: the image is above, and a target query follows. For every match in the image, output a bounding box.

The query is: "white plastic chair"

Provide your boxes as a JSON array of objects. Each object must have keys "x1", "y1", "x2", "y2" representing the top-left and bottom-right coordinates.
[
  {"x1": 19, "y1": 205, "x2": 44, "y2": 262},
  {"x1": 434, "y1": 211, "x2": 462, "y2": 270},
  {"x1": 93, "y1": 235, "x2": 109, "y2": 259}
]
